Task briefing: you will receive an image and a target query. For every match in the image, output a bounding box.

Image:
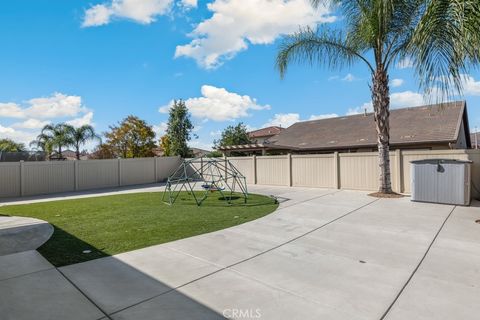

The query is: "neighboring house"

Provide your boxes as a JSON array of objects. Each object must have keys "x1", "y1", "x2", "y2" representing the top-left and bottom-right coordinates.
[
  {"x1": 217, "y1": 126, "x2": 285, "y2": 155},
  {"x1": 219, "y1": 101, "x2": 471, "y2": 155},
  {"x1": 470, "y1": 132, "x2": 480, "y2": 149},
  {"x1": 190, "y1": 147, "x2": 210, "y2": 158},
  {"x1": 248, "y1": 126, "x2": 285, "y2": 144}
]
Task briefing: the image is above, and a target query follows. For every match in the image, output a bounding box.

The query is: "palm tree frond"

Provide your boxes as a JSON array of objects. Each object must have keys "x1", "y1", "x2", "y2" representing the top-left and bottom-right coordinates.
[{"x1": 276, "y1": 27, "x2": 373, "y2": 79}]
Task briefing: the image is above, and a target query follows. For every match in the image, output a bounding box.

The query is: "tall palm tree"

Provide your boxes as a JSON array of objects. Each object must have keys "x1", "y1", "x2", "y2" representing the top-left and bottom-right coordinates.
[
  {"x1": 276, "y1": 0, "x2": 480, "y2": 193},
  {"x1": 34, "y1": 124, "x2": 74, "y2": 159},
  {"x1": 66, "y1": 124, "x2": 100, "y2": 160}
]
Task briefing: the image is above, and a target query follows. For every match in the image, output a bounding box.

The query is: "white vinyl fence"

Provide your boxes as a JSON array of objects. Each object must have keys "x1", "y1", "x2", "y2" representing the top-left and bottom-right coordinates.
[
  {"x1": 0, "y1": 156, "x2": 182, "y2": 198},
  {"x1": 228, "y1": 149, "x2": 480, "y2": 198}
]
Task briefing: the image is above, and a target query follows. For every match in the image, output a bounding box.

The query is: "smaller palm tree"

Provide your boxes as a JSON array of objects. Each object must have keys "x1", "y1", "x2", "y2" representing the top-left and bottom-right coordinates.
[
  {"x1": 67, "y1": 125, "x2": 100, "y2": 160},
  {"x1": 33, "y1": 124, "x2": 74, "y2": 160}
]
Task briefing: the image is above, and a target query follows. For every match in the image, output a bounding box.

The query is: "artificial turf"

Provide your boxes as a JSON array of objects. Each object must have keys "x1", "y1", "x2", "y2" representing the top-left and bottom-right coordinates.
[{"x1": 0, "y1": 192, "x2": 278, "y2": 267}]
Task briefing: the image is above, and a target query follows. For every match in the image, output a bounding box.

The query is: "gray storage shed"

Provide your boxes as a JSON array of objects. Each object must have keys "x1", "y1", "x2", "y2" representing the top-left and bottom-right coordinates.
[{"x1": 411, "y1": 159, "x2": 471, "y2": 205}]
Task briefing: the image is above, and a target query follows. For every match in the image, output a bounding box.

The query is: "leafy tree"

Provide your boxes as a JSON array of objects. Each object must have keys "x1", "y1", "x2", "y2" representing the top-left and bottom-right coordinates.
[
  {"x1": 32, "y1": 124, "x2": 74, "y2": 159},
  {"x1": 206, "y1": 150, "x2": 224, "y2": 158},
  {"x1": 276, "y1": 0, "x2": 480, "y2": 193},
  {"x1": 66, "y1": 125, "x2": 100, "y2": 160},
  {"x1": 159, "y1": 135, "x2": 172, "y2": 157},
  {"x1": 0, "y1": 139, "x2": 26, "y2": 152},
  {"x1": 103, "y1": 116, "x2": 157, "y2": 158},
  {"x1": 166, "y1": 100, "x2": 194, "y2": 157},
  {"x1": 89, "y1": 143, "x2": 116, "y2": 159},
  {"x1": 214, "y1": 123, "x2": 252, "y2": 149}
]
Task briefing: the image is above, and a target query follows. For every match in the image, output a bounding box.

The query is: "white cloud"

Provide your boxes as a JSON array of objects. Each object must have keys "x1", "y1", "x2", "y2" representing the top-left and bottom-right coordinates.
[
  {"x1": 397, "y1": 57, "x2": 413, "y2": 69},
  {"x1": 309, "y1": 113, "x2": 338, "y2": 120},
  {"x1": 82, "y1": 0, "x2": 173, "y2": 27},
  {"x1": 0, "y1": 92, "x2": 95, "y2": 146},
  {"x1": 263, "y1": 112, "x2": 337, "y2": 128},
  {"x1": 460, "y1": 75, "x2": 480, "y2": 96},
  {"x1": 390, "y1": 78, "x2": 404, "y2": 88},
  {"x1": 0, "y1": 103, "x2": 25, "y2": 118},
  {"x1": 210, "y1": 130, "x2": 222, "y2": 137},
  {"x1": 27, "y1": 93, "x2": 87, "y2": 119},
  {"x1": 346, "y1": 102, "x2": 372, "y2": 115},
  {"x1": 342, "y1": 73, "x2": 357, "y2": 82},
  {"x1": 153, "y1": 121, "x2": 168, "y2": 137},
  {"x1": 175, "y1": 0, "x2": 335, "y2": 69},
  {"x1": 347, "y1": 91, "x2": 427, "y2": 115},
  {"x1": 160, "y1": 85, "x2": 270, "y2": 121},
  {"x1": 0, "y1": 125, "x2": 37, "y2": 145},
  {"x1": 66, "y1": 112, "x2": 94, "y2": 127},
  {"x1": 263, "y1": 113, "x2": 300, "y2": 128},
  {"x1": 0, "y1": 93, "x2": 88, "y2": 119},
  {"x1": 12, "y1": 119, "x2": 50, "y2": 129},
  {"x1": 390, "y1": 91, "x2": 425, "y2": 108},
  {"x1": 189, "y1": 139, "x2": 213, "y2": 151},
  {"x1": 180, "y1": 0, "x2": 197, "y2": 8}
]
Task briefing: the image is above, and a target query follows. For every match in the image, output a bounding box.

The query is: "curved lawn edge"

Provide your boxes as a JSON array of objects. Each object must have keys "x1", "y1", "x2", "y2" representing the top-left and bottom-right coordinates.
[{"x1": 0, "y1": 192, "x2": 278, "y2": 267}]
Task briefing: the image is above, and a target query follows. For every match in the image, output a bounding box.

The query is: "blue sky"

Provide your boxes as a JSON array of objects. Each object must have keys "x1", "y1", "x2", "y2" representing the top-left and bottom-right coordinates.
[{"x1": 0, "y1": 0, "x2": 479, "y2": 151}]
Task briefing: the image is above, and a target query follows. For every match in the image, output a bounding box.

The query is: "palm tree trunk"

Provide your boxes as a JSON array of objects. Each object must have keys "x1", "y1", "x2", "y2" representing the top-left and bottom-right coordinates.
[
  {"x1": 372, "y1": 68, "x2": 392, "y2": 193},
  {"x1": 76, "y1": 143, "x2": 80, "y2": 160}
]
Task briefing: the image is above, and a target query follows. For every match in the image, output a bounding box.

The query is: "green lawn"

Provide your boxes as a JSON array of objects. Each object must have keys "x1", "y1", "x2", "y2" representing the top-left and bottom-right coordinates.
[{"x1": 0, "y1": 192, "x2": 278, "y2": 267}]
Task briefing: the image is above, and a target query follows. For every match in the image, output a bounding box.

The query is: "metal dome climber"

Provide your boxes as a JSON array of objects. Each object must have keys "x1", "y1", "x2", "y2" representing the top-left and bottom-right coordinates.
[{"x1": 162, "y1": 157, "x2": 248, "y2": 206}]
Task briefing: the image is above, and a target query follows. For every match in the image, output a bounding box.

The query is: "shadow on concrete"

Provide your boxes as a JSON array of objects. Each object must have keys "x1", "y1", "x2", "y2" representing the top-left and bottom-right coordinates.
[{"x1": 2, "y1": 223, "x2": 227, "y2": 319}]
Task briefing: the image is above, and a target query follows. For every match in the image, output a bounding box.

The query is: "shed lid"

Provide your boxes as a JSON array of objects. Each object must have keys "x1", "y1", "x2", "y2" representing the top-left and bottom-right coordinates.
[{"x1": 410, "y1": 158, "x2": 472, "y2": 164}]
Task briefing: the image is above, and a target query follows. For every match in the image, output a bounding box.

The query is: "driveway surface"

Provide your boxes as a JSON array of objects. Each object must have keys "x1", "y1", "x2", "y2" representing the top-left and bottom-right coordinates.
[{"x1": 1, "y1": 185, "x2": 479, "y2": 320}]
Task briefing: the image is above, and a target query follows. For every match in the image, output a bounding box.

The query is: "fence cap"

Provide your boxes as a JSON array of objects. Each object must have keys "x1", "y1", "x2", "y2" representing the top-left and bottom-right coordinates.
[{"x1": 410, "y1": 158, "x2": 472, "y2": 164}]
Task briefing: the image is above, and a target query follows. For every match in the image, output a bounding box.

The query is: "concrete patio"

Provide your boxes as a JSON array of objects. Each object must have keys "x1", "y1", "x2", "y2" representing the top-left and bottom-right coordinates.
[{"x1": 1, "y1": 184, "x2": 479, "y2": 320}]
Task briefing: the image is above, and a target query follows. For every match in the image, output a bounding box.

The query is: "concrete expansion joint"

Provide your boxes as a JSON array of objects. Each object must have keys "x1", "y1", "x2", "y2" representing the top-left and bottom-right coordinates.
[{"x1": 379, "y1": 205, "x2": 457, "y2": 320}]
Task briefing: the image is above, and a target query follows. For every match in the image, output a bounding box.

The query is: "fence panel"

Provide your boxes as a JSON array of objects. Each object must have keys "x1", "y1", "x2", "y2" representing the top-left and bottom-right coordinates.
[
  {"x1": 0, "y1": 163, "x2": 20, "y2": 197},
  {"x1": 78, "y1": 159, "x2": 119, "y2": 190},
  {"x1": 121, "y1": 158, "x2": 156, "y2": 186},
  {"x1": 292, "y1": 154, "x2": 335, "y2": 188},
  {"x1": 256, "y1": 156, "x2": 289, "y2": 186},
  {"x1": 228, "y1": 157, "x2": 255, "y2": 184},
  {"x1": 156, "y1": 156, "x2": 182, "y2": 181},
  {"x1": 339, "y1": 153, "x2": 379, "y2": 190},
  {"x1": 23, "y1": 161, "x2": 75, "y2": 196}
]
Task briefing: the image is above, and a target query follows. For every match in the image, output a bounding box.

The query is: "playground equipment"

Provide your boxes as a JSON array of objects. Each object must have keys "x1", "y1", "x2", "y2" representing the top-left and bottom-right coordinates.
[{"x1": 162, "y1": 157, "x2": 248, "y2": 206}]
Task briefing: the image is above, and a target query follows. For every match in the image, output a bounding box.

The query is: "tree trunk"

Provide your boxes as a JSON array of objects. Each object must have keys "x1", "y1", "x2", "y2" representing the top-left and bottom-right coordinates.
[
  {"x1": 76, "y1": 144, "x2": 80, "y2": 160},
  {"x1": 372, "y1": 68, "x2": 392, "y2": 193}
]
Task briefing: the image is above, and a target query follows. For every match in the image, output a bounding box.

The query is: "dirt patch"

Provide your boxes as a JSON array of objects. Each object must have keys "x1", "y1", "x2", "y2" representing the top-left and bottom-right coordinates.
[{"x1": 368, "y1": 192, "x2": 405, "y2": 198}]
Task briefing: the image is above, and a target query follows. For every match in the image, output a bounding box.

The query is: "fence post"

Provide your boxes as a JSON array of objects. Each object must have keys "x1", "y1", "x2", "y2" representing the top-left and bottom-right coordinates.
[
  {"x1": 74, "y1": 160, "x2": 79, "y2": 191},
  {"x1": 333, "y1": 152, "x2": 340, "y2": 189},
  {"x1": 20, "y1": 160, "x2": 25, "y2": 197},
  {"x1": 395, "y1": 149, "x2": 402, "y2": 193},
  {"x1": 287, "y1": 153, "x2": 293, "y2": 186},
  {"x1": 154, "y1": 156, "x2": 158, "y2": 182},
  {"x1": 253, "y1": 155, "x2": 257, "y2": 184},
  {"x1": 118, "y1": 158, "x2": 122, "y2": 186}
]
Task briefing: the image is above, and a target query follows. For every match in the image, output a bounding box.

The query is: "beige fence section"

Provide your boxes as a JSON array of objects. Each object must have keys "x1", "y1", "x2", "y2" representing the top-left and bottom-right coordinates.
[
  {"x1": 0, "y1": 156, "x2": 182, "y2": 198},
  {"x1": 227, "y1": 149, "x2": 480, "y2": 197}
]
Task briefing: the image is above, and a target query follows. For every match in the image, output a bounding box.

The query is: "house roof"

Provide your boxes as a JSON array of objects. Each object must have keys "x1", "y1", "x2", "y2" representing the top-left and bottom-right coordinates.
[
  {"x1": 248, "y1": 126, "x2": 284, "y2": 138},
  {"x1": 269, "y1": 101, "x2": 470, "y2": 151}
]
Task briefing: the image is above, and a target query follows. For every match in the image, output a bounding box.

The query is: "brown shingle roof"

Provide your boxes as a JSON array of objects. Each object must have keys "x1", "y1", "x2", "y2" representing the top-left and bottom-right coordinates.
[
  {"x1": 269, "y1": 101, "x2": 469, "y2": 150},
  {"x1": 248, "y1": 126, "x2": 284, "y2": 138}
]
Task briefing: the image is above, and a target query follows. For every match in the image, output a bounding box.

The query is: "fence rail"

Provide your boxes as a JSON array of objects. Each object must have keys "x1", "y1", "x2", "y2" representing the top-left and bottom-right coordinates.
[
  {"x1": 228, "y1": 149, "x2": 480, "y2": 198},
  {"x1": 0, "y1": 156, "x2": 182, "y2": 198}
]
